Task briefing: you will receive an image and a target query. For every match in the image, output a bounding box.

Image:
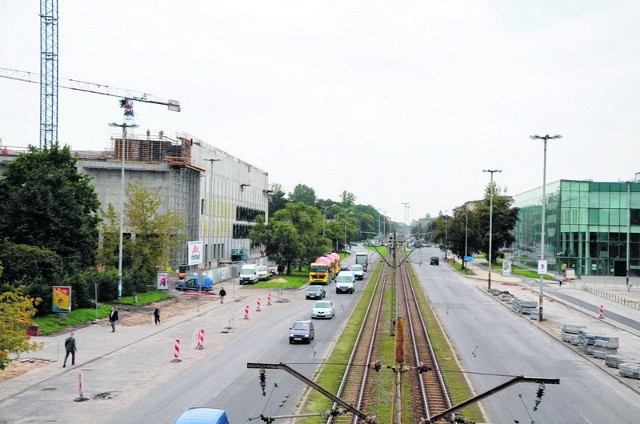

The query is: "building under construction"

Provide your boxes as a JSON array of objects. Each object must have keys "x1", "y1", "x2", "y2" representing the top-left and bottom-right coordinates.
[{"x1": 1, "y1": 131, "x2": 270, "y2": 271}]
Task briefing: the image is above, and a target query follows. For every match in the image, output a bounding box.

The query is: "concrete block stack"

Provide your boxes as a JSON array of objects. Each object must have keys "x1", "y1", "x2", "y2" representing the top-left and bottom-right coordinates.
[
  {"x1": 561, "y1": 324, "x2": 585, "y2": 345},
  {"x1": 591, "y1": 336, "x2": 619, "y2": 359},
  {"x1": 512, "y1": 297, "x2": 537, "y2": 315}
]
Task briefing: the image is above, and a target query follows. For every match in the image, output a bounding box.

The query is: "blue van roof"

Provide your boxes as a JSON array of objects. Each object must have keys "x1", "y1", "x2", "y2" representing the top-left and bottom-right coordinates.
[{"x1": 174, "y1": 407, "x2": 229, "y2": 424}]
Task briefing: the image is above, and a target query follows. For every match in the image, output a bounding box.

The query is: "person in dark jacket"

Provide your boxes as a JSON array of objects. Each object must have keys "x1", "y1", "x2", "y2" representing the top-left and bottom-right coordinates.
[
  {"x1": 219, "y1": 287, "x2": 227, "y2": 304},
  {"x1": 153, "y1": 307, "x2": 160, "y2": 325},
  {"x1": 63, "y1": 332, "x2": 77, "y2": 367},
  {"x1": 109, "y1": 307, "x2": 119, "y2": 332}
]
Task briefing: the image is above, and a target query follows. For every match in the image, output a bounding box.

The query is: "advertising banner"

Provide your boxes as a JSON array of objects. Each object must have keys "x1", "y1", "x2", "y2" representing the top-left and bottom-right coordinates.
[
  {"x1": 53, "y1": 286, "x2": 71, "y2": 312},
  {"x1": 537, "y1": 260, "x2": 548, "y2": 275},
  {"x1": 187, "y1": 241, "x2": 203, "y2": 266},
  {"x1": 502, "y1": 260, "x2": 512, "y2": 276},
  {"x1": 157, "y1": 272, "x2": 170, "y2": 290}
]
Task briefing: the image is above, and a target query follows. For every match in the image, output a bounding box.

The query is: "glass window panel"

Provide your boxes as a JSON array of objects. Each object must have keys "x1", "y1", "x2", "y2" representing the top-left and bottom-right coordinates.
[
  {"x1": 621, "y1": 209, "x2": 629, "y2": 225},
  {"x1": 632, "y1": 193, "x2": 640, "y2": 209},
  {"x1": 589, "y1": 209, "x2": 599, "y2": 225},
  {"x1": 599, "y1": 191, "x2": 610, "y2": 208},
  {"x1": 589, "y1": 192, "x2": 599, "y2": 208},
  {"x1": 571, "y1": 181, "x2": 580, "y2": 191},
  {"x1": 599, "y1": 232, "x2": 609, "y2": 241},
  {"x1": 621, "y1": 189, "x2": 630, "y2": 208},
  {"x1": 561, "y1": 181, "x2": 571, "y2": 191},
  {"x1": 610, "y1": 209, "x2": 620, "y2": 225},
  {"x1": 632, "y1": 209, "x2": 640, "y2": 226},
  {"x1": 610, "y1": 192, "x2": 621, "y2": 208},
  {"x1": 599, "y1": 209, "x2": 609, "y2": 225}
]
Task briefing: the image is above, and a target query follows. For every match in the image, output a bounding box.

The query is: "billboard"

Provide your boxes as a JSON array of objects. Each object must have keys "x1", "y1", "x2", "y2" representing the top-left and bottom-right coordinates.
[
  {"x1": 188, "y1": 241, "x2": 203, "y2": 265},
  {"x1": 53, "y1": 286, "x2": 71, "y2": 312},
  {"x1": 157, "y1": 272, "x2": 170, "y2": 290}
]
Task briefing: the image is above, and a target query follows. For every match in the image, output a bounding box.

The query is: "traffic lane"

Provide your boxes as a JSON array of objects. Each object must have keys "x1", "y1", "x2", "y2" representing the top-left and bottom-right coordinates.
[
  {"x1": 105, "y1": 282, "x2": 364, "y2": 423},
  {"x1": 413, "y1": 262, "x2": 640, "y2": 422}
]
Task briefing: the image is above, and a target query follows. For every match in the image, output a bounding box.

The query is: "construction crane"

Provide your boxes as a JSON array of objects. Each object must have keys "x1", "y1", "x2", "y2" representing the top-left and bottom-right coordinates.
[
  {"x1": 40, "y1": 0, "x2": 59, "y2": 149},
  {"x1": 1, "y1": 67, "x2": 181, "y2": 115}
]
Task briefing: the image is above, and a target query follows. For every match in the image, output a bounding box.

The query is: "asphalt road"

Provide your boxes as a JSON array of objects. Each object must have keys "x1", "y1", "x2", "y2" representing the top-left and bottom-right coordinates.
[{"x1": 410, "y1": 247, "x2": 640, "y2": 423}]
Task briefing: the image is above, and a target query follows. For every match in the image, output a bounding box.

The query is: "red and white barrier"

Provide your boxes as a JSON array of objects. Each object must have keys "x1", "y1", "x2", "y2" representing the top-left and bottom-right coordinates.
[
  {"x1": 196, "y1": 329, "x2": 205, "y2": 350},
  {"x1": 172, "y1": 339, "x2": 181, "y2": 362},
  {"x1": 256, "y1": 298, "x2": 262, "y2": 312},
  {"x1": 267, "y1": 293, "x2": 272, "y2": 306},
  {"x1": 244, "y1": 304, "x2": 250, "y2": 319},
  {"x1": 599, "y1": 305, "x2": 605, "y2": 319},
  {"x1": 78, "y1": 373, "x2": 84, "y2": 399}
]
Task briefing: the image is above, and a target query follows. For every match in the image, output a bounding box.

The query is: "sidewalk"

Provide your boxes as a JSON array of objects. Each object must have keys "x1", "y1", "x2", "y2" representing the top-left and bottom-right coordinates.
[
  {"x1": 460, "y1": 261, "x2": 640, "y2": 393},
  {"x1": 0, "y1": 287, "x2": 290, "y2": 404}
]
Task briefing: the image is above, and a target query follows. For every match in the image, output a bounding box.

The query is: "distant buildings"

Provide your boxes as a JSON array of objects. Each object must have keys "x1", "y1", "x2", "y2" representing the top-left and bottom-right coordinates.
[
  {"x1": 0, "y1": 131, "x2": 270, "y2": 270},
  {"x1": 513, "y1": 179, "x2": 640, "y2": 278}
]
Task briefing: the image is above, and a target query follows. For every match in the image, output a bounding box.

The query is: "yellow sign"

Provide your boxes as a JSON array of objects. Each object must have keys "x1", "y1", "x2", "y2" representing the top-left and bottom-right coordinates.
[{"x1": 53, "y1": 286, "x2": 71, "y2": 312}]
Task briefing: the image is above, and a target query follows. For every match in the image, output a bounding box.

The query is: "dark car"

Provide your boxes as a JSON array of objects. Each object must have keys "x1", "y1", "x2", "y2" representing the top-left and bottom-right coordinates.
[
  {"x1": 430, "y1": 256, "x2": 439, "y2": 265},
  {"x1": 289, "y1": 320, "x2": 315, "y2": 344},
  {"x1": 306, "y1": 285, "x2": 326, "y2": 300}
]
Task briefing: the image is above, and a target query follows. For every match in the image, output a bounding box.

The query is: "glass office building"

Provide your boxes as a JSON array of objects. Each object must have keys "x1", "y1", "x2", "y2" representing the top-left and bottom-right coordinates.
[{"x1": 513, "y1": 180, "x2": 640, "y2": 277}]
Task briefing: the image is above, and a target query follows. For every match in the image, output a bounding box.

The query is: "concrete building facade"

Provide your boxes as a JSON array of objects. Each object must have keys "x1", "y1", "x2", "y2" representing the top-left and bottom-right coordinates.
[{"x1": 0, "y1": 132, "x2": 270, "y2": 272}]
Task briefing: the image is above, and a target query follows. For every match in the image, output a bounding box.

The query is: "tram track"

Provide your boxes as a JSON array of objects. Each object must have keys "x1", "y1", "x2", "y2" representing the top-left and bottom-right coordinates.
[{"x1": 323, "y1": 250, "x2": 451, "y2": 423}]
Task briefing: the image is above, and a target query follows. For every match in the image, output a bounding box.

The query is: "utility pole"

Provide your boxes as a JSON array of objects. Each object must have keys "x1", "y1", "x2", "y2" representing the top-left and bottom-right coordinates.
[
  {"x1": 483, "y1": 169, "x2": 502, "y2": 291},
  {"x1": 109, "y1": 110, "x2": 138, "y2": 299},
  {"x1": 530, "y1": 134, "x2": 562, "y2": 321}
]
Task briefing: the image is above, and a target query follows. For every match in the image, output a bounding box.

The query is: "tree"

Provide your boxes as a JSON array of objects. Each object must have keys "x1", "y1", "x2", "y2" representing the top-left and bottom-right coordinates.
[
  {"x1": 96, "y1": 181, "x2": 185, "y2": 295},
  {"x1": 288, "y1": 184, "x2": 317, "y2": 206},
  {"x1": 0, "y1": 286, "x2": 42, "y2": 370},
  {"x1": 339, "y1": 191, "x2": 356, "y2": 208},
  {"x1": 268, "y1": 183, "x2": 288, "y2": 217},
  {"x1": 0, "y1": 240, "x2": 63, "y2": 314},
  {"x1": 249, "y1": 202, "x2": 327, "y2": 273},
  {"x1": 475, "y1": 183, "x2": 519, "y2": 264},
  {"x1": 0, "y1": 143, "x2": 100, "y2": 274},
  {"x1": 447, "y1": 205, "x2": 482, "y2": 269}
]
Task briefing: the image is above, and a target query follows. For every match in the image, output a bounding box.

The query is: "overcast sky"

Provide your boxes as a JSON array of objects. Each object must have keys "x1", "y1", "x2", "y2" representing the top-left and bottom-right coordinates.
[{"x1": 2, "y1": 1, "x2": 639, "y2": 223}]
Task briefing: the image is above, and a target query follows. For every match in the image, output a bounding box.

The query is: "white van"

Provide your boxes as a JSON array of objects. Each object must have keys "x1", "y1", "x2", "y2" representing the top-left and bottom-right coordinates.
[
  {"x1": 239, "y1": 264, "x2": 259, "y2": 285},
  {"x1": 336, "y1": 271, "x2": 355, "y2": 294}
]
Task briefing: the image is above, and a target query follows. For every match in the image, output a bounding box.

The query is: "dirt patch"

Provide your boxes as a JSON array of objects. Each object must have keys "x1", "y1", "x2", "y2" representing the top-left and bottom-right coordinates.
[{"x1": 0, "y1": 293, "x2": 217, "y2": 382}]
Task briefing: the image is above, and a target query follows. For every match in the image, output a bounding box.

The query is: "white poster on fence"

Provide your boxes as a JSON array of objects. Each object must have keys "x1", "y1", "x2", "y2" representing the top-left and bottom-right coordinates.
[{"x1": 187, "y1": 241, "x2": 203, "y2": 265}]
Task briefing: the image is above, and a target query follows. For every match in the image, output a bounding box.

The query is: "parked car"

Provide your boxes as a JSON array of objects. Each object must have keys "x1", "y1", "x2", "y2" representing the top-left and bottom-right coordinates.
[
  {"x1": 311, "y1": 300, "x2": 335, "y2": 319},
  {"x1": 430, "y1": 256, "x2": 439, "y2": 265},
  {"x1": 350, "y1": 264, "x2": 364, "y2": 280},
  {"x1": 306, "y1": 285, "x2": 326, "y2": 300},
  {"x1": 267, "y1": 266, "x2": 279, "y2": 277},
  {"x1": 289, "y1": 320, "x2": 315, "y2": 344},
  {"x1": 239, "y1": 264, "x2": 259, "y2": 285},
  {"x1": 256, "y1": 265, "x2": 270, "y2": 281}
]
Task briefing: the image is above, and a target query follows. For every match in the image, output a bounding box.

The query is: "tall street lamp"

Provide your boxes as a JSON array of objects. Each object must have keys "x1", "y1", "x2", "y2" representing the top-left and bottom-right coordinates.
[
  {"x1": 402, "y1": 202, "x2": 409, "y2": 240},
  {"x1": 483, "y1": 169, "x2": 502, "y2": 291},
  {"x1": 109, "y1": 119, "x2": 138, "y2": 299},
  {"x1": 444, "y1": 210, "x2": 450, "y2": 260},
  {"x1": 530, "y1": 134, "x2": 562, "y2": 321}
]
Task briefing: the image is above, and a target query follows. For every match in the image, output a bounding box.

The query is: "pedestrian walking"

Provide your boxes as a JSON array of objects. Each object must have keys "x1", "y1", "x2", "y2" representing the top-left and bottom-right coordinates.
[
  {"x1": 63, "y1": 332, "x2": 76, "y2": 367},
  {"x1": 109, "y1": 306, "x2": 119, "y2": 332},
  {"x1": 153, "y1": 307, "x2": 160, "y2": 325},
  {"x1": 219, "y1": 287, "x2": 227, "y2": 304}
]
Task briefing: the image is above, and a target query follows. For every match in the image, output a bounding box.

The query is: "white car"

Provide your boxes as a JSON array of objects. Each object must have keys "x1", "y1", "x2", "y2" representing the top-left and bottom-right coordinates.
[
  {"x1": 350, "y1": 264, "x2": 364, "y2": 280},
  {"x1": 311, "y1": 300, "x2": 335, "y2": 319},
  {"x1": 256, "y1": 265, "x2": 270, "y2": 281}
]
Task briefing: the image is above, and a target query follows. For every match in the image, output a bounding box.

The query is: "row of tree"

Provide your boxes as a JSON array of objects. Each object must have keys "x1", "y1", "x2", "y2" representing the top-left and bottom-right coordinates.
[
  {"x1": 0, "y1": 144, "x2": 395, "y2": 314},
  {"x1": 413, "y1": 183, "x2": 519, "y2": 268}
]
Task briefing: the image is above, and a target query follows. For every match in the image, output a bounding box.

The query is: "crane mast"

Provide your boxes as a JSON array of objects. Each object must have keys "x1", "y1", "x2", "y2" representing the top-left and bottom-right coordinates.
[{"x1": 40, "y1": 0, "x2": 59, "y2": 148}]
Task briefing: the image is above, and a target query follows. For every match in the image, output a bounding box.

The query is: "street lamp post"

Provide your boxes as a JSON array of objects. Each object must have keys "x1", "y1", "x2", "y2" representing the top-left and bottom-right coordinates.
[
  {"x1": 483, "y1": 169, "x2": 502, "y2": 291},
  {"x1": 530, "y1": 134, "x2": 562, "y2": 321},
  {"x1": 109, "y1": 119, "x2": 138, "y2": 299},
  {"x1": 322, "y1": 206, "x2": 328, "y2": 238},
  {"x1": 444, "y1": 210, "x2": 450, "y2": 260},
  {"x1": 402, "y1": 202, "x2": 409, "y2": 241}
]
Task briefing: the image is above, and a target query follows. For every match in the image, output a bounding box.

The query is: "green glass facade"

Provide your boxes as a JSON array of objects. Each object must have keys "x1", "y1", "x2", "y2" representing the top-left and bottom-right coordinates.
[{"x1": 513, "y1": 180, "x2": 640, "y2": 277}]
